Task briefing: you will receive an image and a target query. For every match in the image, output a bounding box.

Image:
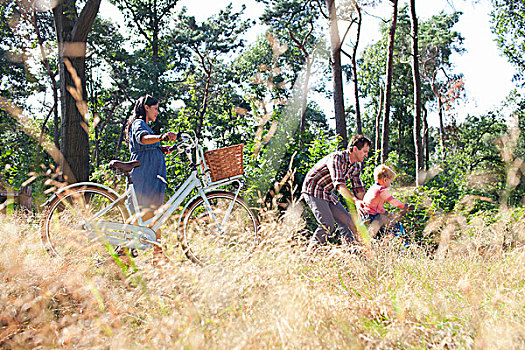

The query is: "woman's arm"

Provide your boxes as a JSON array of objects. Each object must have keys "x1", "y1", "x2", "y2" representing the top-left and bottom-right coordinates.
[{"x1": 140, "y1": 132, "x2": 177, "y2": 145}]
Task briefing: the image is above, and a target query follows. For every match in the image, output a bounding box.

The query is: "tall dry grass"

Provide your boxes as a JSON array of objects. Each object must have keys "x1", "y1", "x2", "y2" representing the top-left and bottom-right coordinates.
[{"x1": 1, "y1": 204, "x2": 525, "y2": 349}]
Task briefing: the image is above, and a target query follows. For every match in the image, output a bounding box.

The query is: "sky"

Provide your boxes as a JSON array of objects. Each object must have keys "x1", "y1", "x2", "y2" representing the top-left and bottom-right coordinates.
[{"x1": 101, "y1": 0, "x2": 519, "y2": 127}]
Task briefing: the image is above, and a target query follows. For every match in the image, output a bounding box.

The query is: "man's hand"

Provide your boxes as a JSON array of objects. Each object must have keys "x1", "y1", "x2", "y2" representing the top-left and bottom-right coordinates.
[
  {"x1": 354, "y1": 187, "x2": 365, "y2": 201},
  {"x1": 336, "y1": 184, "x2": 358, "y2": 206}
]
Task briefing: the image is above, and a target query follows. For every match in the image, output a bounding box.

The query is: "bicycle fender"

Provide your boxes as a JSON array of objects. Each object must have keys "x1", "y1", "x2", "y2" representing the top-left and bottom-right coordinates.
[{"x1": 41, "y1": 182, "x2": 121, "y2": 207}]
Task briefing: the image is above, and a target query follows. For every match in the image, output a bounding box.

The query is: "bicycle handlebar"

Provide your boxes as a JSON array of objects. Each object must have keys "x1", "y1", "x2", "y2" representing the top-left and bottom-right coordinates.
[{"x1": 167, "y1": 131, "x2": 197, "y2": 154}]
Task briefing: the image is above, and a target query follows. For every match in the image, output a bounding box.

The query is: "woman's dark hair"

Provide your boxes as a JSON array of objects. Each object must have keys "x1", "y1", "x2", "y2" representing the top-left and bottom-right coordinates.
[{"x1": 125, "y1": 95, "x2": 159, "y2": 143}]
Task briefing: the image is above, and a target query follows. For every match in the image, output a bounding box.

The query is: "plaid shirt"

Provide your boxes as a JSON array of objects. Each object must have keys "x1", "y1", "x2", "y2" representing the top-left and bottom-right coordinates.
[{"x1": 302, "y1": 150, "x2": 364, "y2": 205}]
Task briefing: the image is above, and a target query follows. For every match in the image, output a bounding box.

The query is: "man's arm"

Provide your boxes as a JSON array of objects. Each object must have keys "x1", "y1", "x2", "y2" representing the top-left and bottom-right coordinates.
[
  {"x1": 353, "y1": 187, "x2": 365, "y2": 200},
  {"x1": 336, "y1": 184, "x2": 360, "y2": 204},
  {"x1": 348, "y1": 162, "x2": 365, "y2": 200},
  {"x1": 336, "y1": 184, "x2": 369, "y2": 246}
]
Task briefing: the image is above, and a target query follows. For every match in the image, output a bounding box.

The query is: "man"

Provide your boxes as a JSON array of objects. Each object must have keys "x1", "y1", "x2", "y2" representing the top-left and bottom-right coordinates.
[{"x1": 302, "y1": 134, "x2": 371, "y2": 246}]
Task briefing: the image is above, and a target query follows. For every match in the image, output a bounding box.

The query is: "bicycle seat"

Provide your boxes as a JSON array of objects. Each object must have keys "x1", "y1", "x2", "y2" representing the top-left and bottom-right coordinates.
[{"x1": 108, "y1": 160, "x2": 141, "y2": 173}]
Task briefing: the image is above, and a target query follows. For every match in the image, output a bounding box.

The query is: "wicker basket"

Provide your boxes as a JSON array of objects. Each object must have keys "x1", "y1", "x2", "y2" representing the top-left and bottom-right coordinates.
[{"x1": 203, "y1": 144, "x2": 244, "y2": 182}]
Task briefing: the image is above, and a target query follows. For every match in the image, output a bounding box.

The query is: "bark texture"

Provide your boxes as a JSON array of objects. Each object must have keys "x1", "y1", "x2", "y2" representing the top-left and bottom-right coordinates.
[
  {"x1": 409, "y1": 0, "x2": 424, "y2": 186},
  {"x1": 326, "y1": 0, "x2": 347, "y2": 148},
  {"x1": 53, "y1": 0, "x2": 100, "y2": 182},
  {"x1": 381, "y1": 0, "x2": 398, "y2": 163}
]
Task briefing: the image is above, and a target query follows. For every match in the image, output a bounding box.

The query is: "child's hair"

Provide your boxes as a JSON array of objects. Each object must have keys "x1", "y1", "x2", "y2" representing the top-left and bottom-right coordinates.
[{"x1": 374, "y1": 164, "x2": 396, "y2": 182}]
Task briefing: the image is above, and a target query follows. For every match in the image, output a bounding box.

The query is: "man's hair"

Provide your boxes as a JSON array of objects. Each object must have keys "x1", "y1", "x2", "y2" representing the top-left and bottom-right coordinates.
[
  {"x1": 348, "y1": 134, "x2": 372, "y2": 150},
  {"x1": 374, "y1": 164, "x2": 396, "y2": 182}
]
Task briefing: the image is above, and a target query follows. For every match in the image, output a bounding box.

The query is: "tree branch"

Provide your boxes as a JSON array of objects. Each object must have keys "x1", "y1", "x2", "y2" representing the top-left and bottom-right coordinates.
[
  {"x1": 72, "y1": 0, "x2": 101, "y2": 42},
  {"x1": 157, "y1": 0, "x2": 179, "y2": 22},
  {"x1": 39, "y1": 101, "x2": 57, "y2": 145},
  {"x1": 341, "y1": 48, "x2": 352, "y2": 59},
  {"x1": 314, "y1": 0, "x2": 329, "y2": 19},
  {"x1": 120, "y1": 0, "x2": 151, "y2": 42},
  {"x1": 301, "y1": 20, "x2": 315, "y2": 49},
  {"x1": 339, "y1": 18, "x2": 356, "y2": 47}
]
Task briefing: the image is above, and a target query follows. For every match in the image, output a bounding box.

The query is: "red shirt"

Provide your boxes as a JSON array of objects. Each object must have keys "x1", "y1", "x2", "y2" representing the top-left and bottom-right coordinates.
[{"x1": 361, "y1": 183, "x2": 394, "y2": 215}]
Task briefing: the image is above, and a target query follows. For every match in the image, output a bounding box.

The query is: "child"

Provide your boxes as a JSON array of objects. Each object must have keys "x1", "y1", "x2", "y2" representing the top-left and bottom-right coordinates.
[{"x1": 359, "y1": 164, "x2": 412, "y2": 238}]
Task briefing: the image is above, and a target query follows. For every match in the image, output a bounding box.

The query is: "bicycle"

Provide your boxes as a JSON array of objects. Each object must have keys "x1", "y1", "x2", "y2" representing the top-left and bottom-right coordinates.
[
  {"x1": 361, "y1": 205, "x2": 414, "y2": 248},
  {"x1": 40, "y1": 132, "x2": 259, "y2": 266}
]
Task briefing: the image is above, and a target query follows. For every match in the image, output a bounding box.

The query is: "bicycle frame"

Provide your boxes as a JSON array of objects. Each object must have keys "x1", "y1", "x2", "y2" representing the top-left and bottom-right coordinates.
[{"x1": 44, "y1": 138, "x2": 245, "y2": 251}]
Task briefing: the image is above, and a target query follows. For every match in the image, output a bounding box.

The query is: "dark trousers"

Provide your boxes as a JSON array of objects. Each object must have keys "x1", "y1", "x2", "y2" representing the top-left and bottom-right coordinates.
[{"x1": 303, "y1": 193, "x2": 357, "y2": 245}]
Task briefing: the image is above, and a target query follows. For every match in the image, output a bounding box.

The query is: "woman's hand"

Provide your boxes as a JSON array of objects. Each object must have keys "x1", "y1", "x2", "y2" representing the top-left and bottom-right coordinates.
[{"x1": 161, "y1": 132, "x2": 177, "y2": 142}]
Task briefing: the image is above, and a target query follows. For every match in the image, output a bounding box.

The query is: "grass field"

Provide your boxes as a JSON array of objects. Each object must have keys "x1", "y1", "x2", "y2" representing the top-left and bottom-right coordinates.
[{"x1": 1, "y1": 205, "x2": 525, "y2": 349}]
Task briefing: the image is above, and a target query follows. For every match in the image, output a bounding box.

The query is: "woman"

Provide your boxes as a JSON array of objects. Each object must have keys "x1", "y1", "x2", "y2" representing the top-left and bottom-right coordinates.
[{"x1": 126, "y1": 95, "x2": 176, "y2": 263}]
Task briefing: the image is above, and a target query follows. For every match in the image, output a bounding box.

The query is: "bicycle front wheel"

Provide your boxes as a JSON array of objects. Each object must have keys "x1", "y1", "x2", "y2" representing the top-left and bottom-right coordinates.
[
  {"x1": 41, "y1": 185, "x2": 129, "y2": 261},
  {"x1": 180, "y1": 191, "x2": 259, "y2": 265}
]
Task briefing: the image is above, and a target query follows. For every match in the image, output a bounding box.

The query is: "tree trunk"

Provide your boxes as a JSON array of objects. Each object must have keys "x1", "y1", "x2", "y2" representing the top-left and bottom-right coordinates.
[
  {"x1": 152, "y1": 4, "x2": 160, "y2": 97},
  {"x1": 437, "y1": 96, "x2": 445, "y2": 160},
  {"x1": 409, "y1": 0, "x2": 424, "y2": 186},
  {"x1": 397, "y1": 114, "x2": 402, "y2": 158},
  {"x1": 115, "y1": 110, "x2": 130, "y2": 157},
  {"x1": 95, "y1": 125, "x2": 100, "y2": 166},
  {"x1": 423, "y1": 105, "x2": 429, "y2": 171},
  {"x1": 299, "y1": 58, "x2": 313, "y2": 134},
  {"x1": 58, "y1": 56, "x2": 89, "y2": 182},
  {"x1": 32, "y1": 9, "x2": 60, "y2": 149},
  {"x1": 381, "y1": 0, "x2": 398, "y2": 163},
  {"x1": 375, "y1": 86, "x2": 384, "y2": 154},
  {"x1": 53, "y1": 0, "x2": 100, "y2": 183},
  {"x1": 196, "y1": 64, "x2": 212, "y2": 139},
  {"x1": 326, "y1": 0, "x2": 347, "y2": 149},
  {"x1": 351, "y1": 3, "x2": 362, "y2": 135}
]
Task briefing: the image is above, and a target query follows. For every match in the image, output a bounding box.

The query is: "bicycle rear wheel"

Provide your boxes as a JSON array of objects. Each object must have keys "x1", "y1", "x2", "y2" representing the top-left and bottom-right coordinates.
[
  {"x1": 180, "y1": 191, "x2": 259, "y2": 265},
  {"x1": 41, "y1": 185, "x2": 129, "y2": 261}
]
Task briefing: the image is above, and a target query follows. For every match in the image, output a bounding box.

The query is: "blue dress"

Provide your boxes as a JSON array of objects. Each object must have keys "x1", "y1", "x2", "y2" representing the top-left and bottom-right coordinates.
[{"x1": 128, "y1": 119, "x2": 166, "y2": 211}]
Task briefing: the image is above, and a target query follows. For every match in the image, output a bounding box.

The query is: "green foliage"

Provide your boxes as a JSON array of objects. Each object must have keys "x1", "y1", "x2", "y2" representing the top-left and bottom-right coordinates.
[
  {"x1": 109, "y1": 0, "x2": 181, "y2": 98},
  {"x1": 295, "y1": 130, "x2": 338, "y2": 177},
  {"x1": 90, "y1": 163, "x2": 127, "y2": 193},
  {"x1": 360, "y1": 150, "x2": 411, "y2": 188},
  {"x1": 0, "y1": 111, "x2": 49, "y2": 204},
  {"x1": 358, "y1": 7, "x2": 465, "y2": 172},
  {"x1": 418, "y1": 11, "x2": 464, "y2": 72},
  {"x1": 0, "y1": 1, "x2": 54, "y2": 205},
  {"x1": 1, "y1": 0, "x2": 524, "y2": 256},
  {"x1": 233, "y1": 31, "x2": 332, "y2": 206},
  {"x1": 257, "y1": 0, "x2": 324, "y2": 76},
  {"x1": 392, "y1": 184, "x2": 443, "y2": 246},
  {"x1": 168, "y1": 5, "x2": 253, "y2": 139},
  {"x1": 0, "y1": 1, "x2": 49, "y2": 102},
  {"x1": 491, "y1": 0, "x2": 525, "y2": 83},
  {"x1": 422, "y1": 113, "x2": 508, "y2": 211}
]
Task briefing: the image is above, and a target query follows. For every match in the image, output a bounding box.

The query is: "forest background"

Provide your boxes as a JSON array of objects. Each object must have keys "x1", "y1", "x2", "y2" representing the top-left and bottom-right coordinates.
[
  {"x1": 1, "y1": 0, "x2": 525, "y2": 240},
  {"x1": 2, "y1": 0, "x2": 525, "y2": 348}
]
